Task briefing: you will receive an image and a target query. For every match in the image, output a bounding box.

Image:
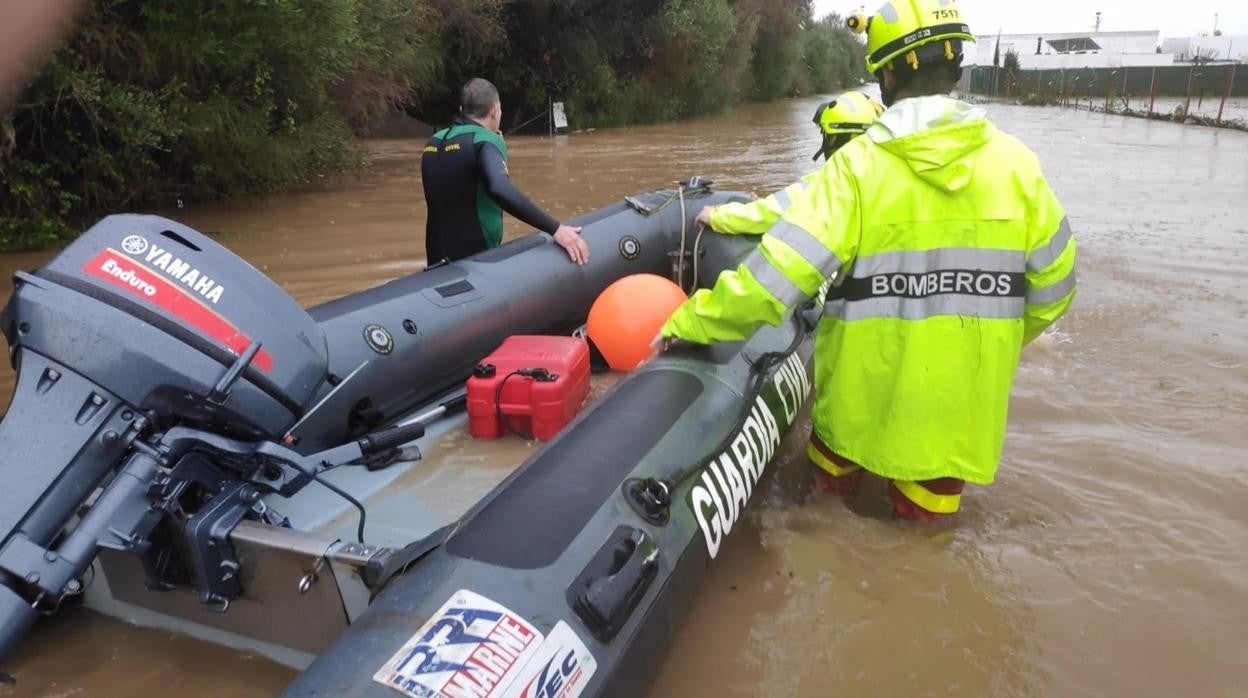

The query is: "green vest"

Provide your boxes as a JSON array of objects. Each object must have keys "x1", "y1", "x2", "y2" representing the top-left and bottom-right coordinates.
[{"x1": 426, "y1": 122, "x2": 510, "y2": 249}]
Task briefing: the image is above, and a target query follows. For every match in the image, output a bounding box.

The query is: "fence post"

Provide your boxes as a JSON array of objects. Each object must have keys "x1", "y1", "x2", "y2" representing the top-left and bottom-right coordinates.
[
  {"x1": 1122, "y1": 66, "x2": 1130, "y2": 111},
  {"x1": 1218, "y1": 64, "x2": 1237, "y2": 124},
  {"x1": 1149, "y1": 67, "x2": 1158, "y2": 115},
  {"x1": 1184, "y1": 64, "x2": 1196, "y2": 118}
]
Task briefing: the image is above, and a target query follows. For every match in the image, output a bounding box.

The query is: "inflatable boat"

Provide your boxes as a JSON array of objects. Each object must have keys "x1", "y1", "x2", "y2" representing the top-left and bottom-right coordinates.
[{"x1": 0, "y1": 180, "x2": 819, "y2": 697}]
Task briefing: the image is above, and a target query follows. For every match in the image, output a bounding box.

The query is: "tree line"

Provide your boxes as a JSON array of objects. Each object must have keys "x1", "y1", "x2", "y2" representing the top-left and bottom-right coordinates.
[{"x1": 0, "y1": 0, "x2": 866, "y2": 250}]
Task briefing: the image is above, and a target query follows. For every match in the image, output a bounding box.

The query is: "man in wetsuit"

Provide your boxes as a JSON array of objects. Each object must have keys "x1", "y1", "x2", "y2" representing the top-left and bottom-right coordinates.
[{"x1": 421, "y1": 78, "x2": 589, "y2": 266}]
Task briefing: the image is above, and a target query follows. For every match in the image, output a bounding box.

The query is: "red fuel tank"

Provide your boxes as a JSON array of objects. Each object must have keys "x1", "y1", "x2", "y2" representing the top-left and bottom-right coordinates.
[{"x1": 466, "y1": 336, "x2": 591, "y2": 441}]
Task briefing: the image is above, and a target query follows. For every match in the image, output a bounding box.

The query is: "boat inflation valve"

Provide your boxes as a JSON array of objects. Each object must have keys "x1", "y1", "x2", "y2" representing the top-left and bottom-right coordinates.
[{"x1": 623, "y1": 477, "x2": 673, "y2": 526}]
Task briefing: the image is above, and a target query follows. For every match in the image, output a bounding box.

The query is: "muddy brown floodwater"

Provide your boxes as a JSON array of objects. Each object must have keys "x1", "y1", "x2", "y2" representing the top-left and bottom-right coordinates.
[{"x1": 2, "y1": 94, "x2": 1246, "y2": 697}]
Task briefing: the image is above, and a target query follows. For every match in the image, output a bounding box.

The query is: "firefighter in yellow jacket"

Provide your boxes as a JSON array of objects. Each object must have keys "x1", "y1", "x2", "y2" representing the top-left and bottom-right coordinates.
[
  {"x1": 695, "y1": 92, "x2": 884, "y2": 235},
  {"x1": 662, "y1": 0, "x2": 1077, "y2": 521}
]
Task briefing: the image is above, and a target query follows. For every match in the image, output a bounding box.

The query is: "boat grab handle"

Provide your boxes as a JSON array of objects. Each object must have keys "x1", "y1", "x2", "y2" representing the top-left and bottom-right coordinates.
[
  {"x1": 566, "y1": 526, "x2": 659, "y2": 643},
  {"x1": 357, "y1": 421, "x2": 426, "y2": 454}
]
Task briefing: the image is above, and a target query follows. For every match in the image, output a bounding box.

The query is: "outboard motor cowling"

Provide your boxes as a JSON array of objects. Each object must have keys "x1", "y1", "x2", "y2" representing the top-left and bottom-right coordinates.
[
  {"x1": 0, "y1": 214, "x2": 330, "y2": 664},
  {"x1": 15, "y1": 214, "x2": 329, "y2": 434}
]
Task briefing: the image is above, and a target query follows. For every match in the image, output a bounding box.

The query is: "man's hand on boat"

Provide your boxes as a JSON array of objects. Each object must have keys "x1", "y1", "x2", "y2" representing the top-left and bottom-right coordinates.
[{"x1": 553, "y1": 223, "x2": 589, "y2": 266}]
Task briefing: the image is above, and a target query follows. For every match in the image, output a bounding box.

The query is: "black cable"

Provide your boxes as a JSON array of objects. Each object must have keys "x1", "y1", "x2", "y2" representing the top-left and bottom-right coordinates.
[
  {"x1": 505, "y1": 109, "x2": 552, "y2": 136},
  {"x1": 310, "y1": 471, "x2": 368, "y2": 544},
  {"x1": 624, "y1": 301, "x2": 817, "y2": 514},
  {"x1": 495, "y1": 371, "x2": 532, "y2": 440},
  {"x1": 279, "y1": 447, "x2": 371, "y2": 544},
  {"x1": 295, "y1": 391, "x2": 473, "y2": 542},
  {"x1": 494, "y1": 367, "x2": 560, "y2": 440},
  {"x1": 681, "y1": 303, "x2": 813, "y2": 485}
]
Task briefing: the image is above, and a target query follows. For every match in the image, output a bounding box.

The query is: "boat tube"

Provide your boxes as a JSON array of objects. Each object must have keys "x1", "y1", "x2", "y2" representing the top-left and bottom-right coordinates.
[
  {"x1": 0, "y1": 180, "x2": 820, "y2": 698},
  {"x1": 284, "y1": 309, "x2": 817, "y2": 698}
]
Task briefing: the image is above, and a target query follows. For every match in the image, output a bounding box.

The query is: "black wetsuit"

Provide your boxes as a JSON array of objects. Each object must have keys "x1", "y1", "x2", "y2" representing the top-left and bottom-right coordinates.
[{"x1": 421, "y1": 116, "x2": 560, "y2": 263}]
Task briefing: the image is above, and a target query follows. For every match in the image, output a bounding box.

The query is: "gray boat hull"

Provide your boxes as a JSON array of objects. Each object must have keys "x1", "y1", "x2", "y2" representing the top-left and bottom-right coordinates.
[
  {"x1": 0, "y1": 180, "x2": 820, "y2": 698},
  {"x1": 285, "y1": 305, "x2": 817, "y2": 698}
]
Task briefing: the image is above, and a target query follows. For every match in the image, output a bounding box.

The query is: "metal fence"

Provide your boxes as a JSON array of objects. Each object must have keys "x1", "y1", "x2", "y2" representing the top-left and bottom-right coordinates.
[{"x1": 959, "y1": 63, "x2": 1248, "y2": 127}]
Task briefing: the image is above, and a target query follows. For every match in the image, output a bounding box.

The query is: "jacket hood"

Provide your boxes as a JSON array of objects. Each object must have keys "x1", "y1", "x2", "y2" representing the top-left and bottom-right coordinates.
[{"x1": 868, "y1": 96, "x2": 992, "y2": 193}]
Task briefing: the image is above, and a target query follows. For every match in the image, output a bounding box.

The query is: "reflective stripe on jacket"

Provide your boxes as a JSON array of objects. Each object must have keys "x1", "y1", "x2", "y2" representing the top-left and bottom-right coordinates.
[
  {"x1": 663, "y1": 96, "x2": 1076, "y2": 484},
  {"x1": 709, "y1": 174, "x2": 817, "y2": 235}
]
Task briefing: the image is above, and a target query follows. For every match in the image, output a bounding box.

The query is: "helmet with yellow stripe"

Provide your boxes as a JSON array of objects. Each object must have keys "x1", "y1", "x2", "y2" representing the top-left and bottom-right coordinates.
[
  {"x1": 813, "y1": 91, "x2": 884, "y2": 136},
  {"x1": 847, "y1": 0, "x2": 974, "y2": 75},
  {"x1": 810, "y1": 91, "x2": 885, "y2": 160}
]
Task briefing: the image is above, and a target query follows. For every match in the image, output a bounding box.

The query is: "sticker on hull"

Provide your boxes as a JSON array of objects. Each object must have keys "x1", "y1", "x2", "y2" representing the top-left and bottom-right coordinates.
[
  {"x1": 503, "y1": 621, "x2": 597, "y2": 698},
  {"x1": 374, "y1": 590, "x2": 543, "y2": 698}
]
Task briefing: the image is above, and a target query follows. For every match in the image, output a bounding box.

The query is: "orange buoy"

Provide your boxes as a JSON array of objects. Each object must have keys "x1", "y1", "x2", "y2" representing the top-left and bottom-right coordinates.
[{"x1": 587, "y1": 274, "x2": 688, "y2": 371}]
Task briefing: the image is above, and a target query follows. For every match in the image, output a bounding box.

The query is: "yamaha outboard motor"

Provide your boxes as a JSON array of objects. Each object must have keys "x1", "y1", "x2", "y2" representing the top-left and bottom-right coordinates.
[
  {"x1": 0, "y1": 183, "x2": 731, "y2": 669},
  {"x1": 0, "y1": 215, "x2": 343, "y2": 662}
]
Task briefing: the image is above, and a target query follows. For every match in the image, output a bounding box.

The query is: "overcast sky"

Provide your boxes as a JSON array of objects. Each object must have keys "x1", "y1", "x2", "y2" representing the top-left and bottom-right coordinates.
[{"x1": 814, "y1": 1, "x2": 1248, "y2": 39}]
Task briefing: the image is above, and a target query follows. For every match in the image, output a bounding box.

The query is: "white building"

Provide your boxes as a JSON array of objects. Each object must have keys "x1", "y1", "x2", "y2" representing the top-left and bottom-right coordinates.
[
  {"x1": 1161, "y1": 35, "x2": 1248, "y2": 63},
  {"x1": 965, "y1": 30, "x2": 1174, "y2": 69}
]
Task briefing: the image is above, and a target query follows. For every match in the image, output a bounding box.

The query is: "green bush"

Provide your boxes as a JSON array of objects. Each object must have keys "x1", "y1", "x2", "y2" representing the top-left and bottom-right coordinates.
[
  {"x1": 2, "y1": 0, "x2": 867, "y2": 250},
  {"x1": 493, "y1": 0, "x2": 862, "y2": 129},
  {"x1": 800, "y1": 15, "x2": 867, "y2": 95},
  {"x1": 749, "y1": 2, "x2": 804, "y2": 101},
  {"x1": 1, "y1": 0, "x2": 464, "y2": 251}
]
